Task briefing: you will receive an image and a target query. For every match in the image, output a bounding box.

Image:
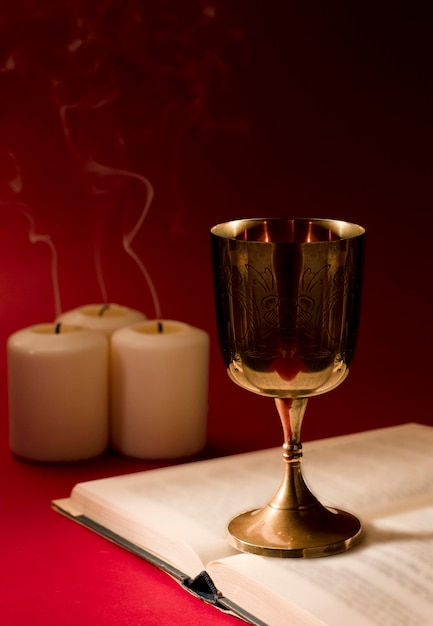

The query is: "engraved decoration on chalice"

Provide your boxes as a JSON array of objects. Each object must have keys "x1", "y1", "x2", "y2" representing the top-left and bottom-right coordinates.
[{"x1": 210, "y1": 218, "x2": 365, "y2": 557}]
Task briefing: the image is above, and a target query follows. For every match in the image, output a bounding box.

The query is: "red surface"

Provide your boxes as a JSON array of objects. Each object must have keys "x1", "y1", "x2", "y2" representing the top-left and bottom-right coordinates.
[{"x1": 1, "y1": 2, "x2": 432, "y2": 624}]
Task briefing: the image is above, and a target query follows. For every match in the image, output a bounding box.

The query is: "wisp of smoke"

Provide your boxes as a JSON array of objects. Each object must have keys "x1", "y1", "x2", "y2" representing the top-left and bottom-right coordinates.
[{"x1": 84, "y1": 159, "x2": 161, "y2": 319}]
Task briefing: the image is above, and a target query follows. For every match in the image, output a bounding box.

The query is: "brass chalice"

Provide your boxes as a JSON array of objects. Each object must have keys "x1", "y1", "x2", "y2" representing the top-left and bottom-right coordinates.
[{"x1": 210, "y1": 218, "x2": 365, "y2": 557}]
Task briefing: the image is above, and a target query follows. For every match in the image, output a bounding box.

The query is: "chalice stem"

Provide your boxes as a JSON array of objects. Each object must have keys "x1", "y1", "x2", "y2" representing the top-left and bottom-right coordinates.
[
  {"x1": 270, "y1": 397, "x2": 321, "y2": 511},
  {"x1": 276, "y1": 396, "x2": 306, "y2": 461}
]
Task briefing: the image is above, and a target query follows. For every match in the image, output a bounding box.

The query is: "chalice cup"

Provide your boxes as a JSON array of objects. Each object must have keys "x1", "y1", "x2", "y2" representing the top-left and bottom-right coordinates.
[{"x1": 210, "y1": 218, "x2": 365, "y2": 557}]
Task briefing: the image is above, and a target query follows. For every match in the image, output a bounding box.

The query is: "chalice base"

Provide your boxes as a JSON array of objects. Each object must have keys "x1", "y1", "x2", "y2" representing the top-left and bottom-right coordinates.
[{"x1": 227, "y1": 502, "x2": 362, "y2": 558}]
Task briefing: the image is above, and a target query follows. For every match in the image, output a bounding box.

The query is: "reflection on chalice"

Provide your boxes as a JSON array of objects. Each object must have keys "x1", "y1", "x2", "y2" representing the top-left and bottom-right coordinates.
[{"x1": 210, "y1": 218, "x2": 365, "y2": 557}]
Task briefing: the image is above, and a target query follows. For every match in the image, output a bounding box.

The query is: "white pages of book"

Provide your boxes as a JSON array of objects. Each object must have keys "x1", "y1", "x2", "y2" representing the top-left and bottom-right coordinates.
[{"x1": 53, "y1": 423, "x2": 433, "y2": 626}]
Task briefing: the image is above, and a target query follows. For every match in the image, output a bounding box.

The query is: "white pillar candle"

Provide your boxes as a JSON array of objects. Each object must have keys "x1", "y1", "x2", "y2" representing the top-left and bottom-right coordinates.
[
  {"x1": 111, "y1": 320, "x2": 210, "y2": 459},
  {"x1": 7, "y1": 323, "x2": 109, "y2": 462},
  {"x1": 56, "y1": 303, "x2": 146, "y2": 336}
]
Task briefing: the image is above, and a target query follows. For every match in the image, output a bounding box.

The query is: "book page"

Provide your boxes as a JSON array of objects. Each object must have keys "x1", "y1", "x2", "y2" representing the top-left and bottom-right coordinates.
[
  {"x1": 301, "y1": 422, "x2": 433, "y2": 519},
  {"x1": 54, "y1": 423, "x2": 433, "y2": 582},
  {"x1": 209, "y1": 504, "x2": 433, "y2": 626}
]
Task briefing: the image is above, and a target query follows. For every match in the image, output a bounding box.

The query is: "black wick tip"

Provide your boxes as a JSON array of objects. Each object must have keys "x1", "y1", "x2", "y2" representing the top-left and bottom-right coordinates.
[
  {"x1": 157, "y1": 321, "x2": 163, "y2": 333},
  {"x1": 99, "y1": 304, "x2": 110, "y2": 317},
  {"x1": 55, "y1": 322, "x2": 61, "y2": 334}
]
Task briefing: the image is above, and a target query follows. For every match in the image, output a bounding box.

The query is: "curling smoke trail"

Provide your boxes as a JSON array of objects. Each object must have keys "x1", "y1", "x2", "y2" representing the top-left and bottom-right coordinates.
[
  {"x1": 56, "y1": 66, "x2": 160, "y2": 317},
  {"x1": 84, "y1": 159, "x2": 161, "y2": 320},
  {"x1": 3, "y1": 203, "x2": 62, "y2": 318},
  {"x1": 0, "y1": 150, "x2": 62, "y2": 318}
]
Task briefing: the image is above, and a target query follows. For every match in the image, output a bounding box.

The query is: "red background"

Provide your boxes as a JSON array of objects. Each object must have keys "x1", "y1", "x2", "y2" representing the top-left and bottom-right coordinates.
[{"x1": 1, "y1": 2, "x2": 432, "y2": 624}]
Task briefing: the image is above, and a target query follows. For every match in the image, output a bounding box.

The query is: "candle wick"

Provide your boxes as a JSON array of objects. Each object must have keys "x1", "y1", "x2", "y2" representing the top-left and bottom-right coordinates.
[
  {"x1": 99, "y1": 304, "x2": 110, "y2": 317},
  {"x1": 55, "y1": 322, "x2": 61, "y2": 334},
  {"x1": 157, "y1": 321, "x2": 163, "y2": 333}
]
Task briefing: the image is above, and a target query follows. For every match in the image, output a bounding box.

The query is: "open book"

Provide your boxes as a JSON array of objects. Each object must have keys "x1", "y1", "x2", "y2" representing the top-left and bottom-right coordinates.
[{"x1": 52, "y1": 423, "x2": 433, "y2": 626}]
